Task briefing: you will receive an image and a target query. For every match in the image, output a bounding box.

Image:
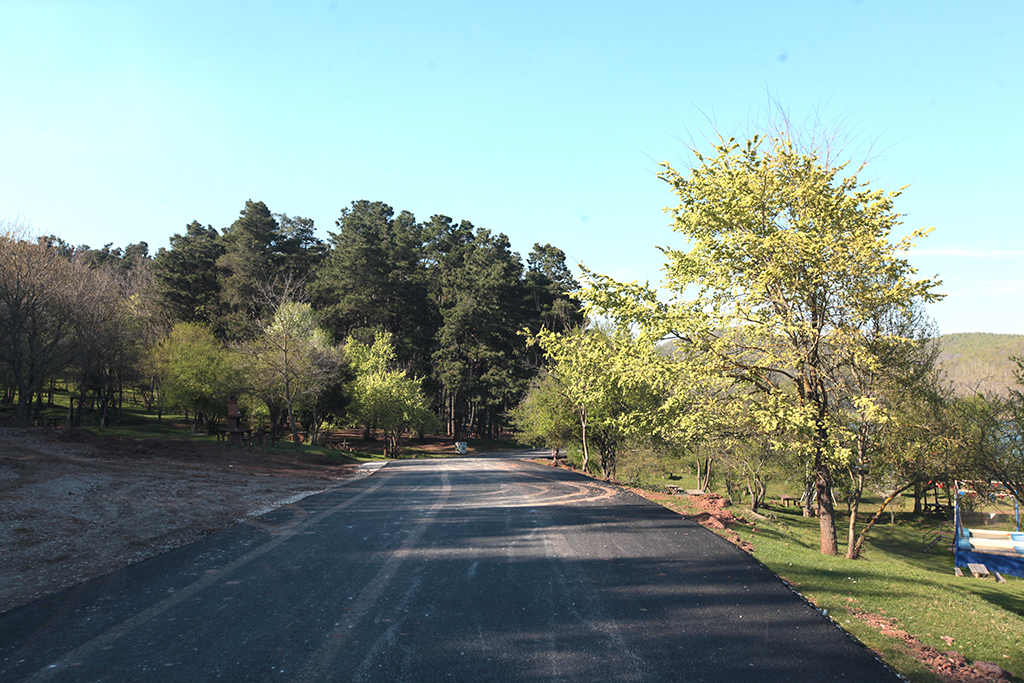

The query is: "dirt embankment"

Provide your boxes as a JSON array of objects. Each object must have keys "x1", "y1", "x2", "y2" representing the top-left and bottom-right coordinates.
[{"x1": 0, "y1": 426, "x2": 358, "y2": 614}]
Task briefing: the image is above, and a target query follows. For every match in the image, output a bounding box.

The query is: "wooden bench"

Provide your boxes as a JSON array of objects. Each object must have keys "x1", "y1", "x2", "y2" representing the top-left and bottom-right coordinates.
[
  {"x1": 968, "y1": 562, "x2": 990, "y2": 579},
  {"x1": 778, "y1": 495, "x2": 799, "y2": 507},
  {"x1": 665, "y1": 484, "x2": 704, "y2": 496}
]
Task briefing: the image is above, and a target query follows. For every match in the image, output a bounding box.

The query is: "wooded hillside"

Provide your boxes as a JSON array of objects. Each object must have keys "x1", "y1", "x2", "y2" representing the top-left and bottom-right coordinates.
[{"x1": 936, "y1": 332, "x2": 1024, "y2": 398}]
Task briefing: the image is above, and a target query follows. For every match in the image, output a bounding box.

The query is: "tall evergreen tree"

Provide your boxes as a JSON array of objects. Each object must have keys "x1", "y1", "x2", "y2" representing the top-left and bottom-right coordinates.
[
  {"x1": 152, "y1": 221, "x2": 225, "y2": 326},
  {"x1": 425, "y1": 218, "x2": 529, "y2": 439},
  {"x1": 523, "y1": 243, "x2": 583, "y2": 336},
  {"x1": 274, "y1": 213, "x2": 327, "y2": 281},
  {"x1": 215, "y1": 200, "x2": 324, "y2": 339},
  {"x1": 217, "y1": 200, "x2": 280, "y2": 333},
  {"x1": 310, "y1": 200, "x2": 432, "y2": 371}
]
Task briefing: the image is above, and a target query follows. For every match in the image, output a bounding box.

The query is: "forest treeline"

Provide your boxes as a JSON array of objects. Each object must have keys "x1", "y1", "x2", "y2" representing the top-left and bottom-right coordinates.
[
  {"x1": 0, "y1": 199, "x2": 581, "y2": 447},
  {"x1": 3, "y1": 126, "x2": 1023, "y2": 564}
]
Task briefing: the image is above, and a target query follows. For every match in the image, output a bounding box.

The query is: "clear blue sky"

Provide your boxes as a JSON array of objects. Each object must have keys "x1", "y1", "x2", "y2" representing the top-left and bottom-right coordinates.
[{"x1": 2, "y1": 1, "x2": 1020, "y2": 334}]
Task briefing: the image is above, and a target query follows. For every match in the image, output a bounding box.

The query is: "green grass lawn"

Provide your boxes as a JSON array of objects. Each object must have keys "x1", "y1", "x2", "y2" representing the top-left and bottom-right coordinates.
[
  {"x1": 610, "y1": 452, "x2": 1024, "y2": 682},
  {"x1": 737, "y1": 509, "x2": 1023, "y2": 682},
  {"x1": 634, "y1": 482, "x2": 1024, "y2": 683},
  {"x1": 30, "y1": 397, "x2": 503, "y2": 463}
]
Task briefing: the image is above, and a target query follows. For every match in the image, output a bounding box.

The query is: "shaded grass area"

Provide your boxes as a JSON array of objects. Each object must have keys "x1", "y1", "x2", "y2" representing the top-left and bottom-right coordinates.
[
  {"x1": 603, "y1": 449, "x2": 1024, "y2": 681},
  {"x1": 28, "y1": 396, "x2": 516, "y2": 463},
  {"x1": 28, "y1": 399, "x2": 361, "y2": 464},
  {"x1": 748, "y1": 512, "x2": 1022, "y2": 682}
]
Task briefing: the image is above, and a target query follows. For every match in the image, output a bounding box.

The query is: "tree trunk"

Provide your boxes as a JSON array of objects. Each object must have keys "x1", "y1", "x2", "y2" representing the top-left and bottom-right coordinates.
[
  {"x1": 845, "y1": 470, "x2": 865, "y2": 559},
  {"x1": 802, "y1": 476, "x2": 816, "y2": 518},
  {"x1": 14, "y1": 378, "x2": 34, "y2": 423},
  {"x1": 443, "y1": 390, "x2": 454, "y2": 437},
  {"x1": 724, "y1": 478, "x2": 740, "y2": 505},
  {"x1": 74, "y1": 377, "x2": 87, "y2": 426},
  {"x1": 308, "y1": 405, "x2": 321, "y2": 446},
  {"x1": 849, "y1": 481, "x2": 917, "y2": 559},
  {"x1": 579, "y1": 408, "x2": 590, "y2": 474},
  {"x1": 466, "y1": 402, "x2": 476, "y2": 439},
  {"x1": 816, "y1": 462, "x2": 838, "y2": 556},
  {"x1": 746, "y1": 468, "x2": 767, "y2": 513},
  {"x1": 285, "y1": 382, "x2": 301, "y2": 450},
  {"x1": 593, "y1": 430, "x2": 616, "y2": 479},
  {"x1": 845, "y1": 435, "x2": 868, "y2": 559},
  {"x1": 752, "y1": 479, "x2": 766, "y2": 513},
  {"x1": 478, "y1": 409, "x2": 489, "y2": 440},
  {"x1": 99, "y1": 392, "x2": 109, "y2": 429},
  {"x1": 696, "y1": 456, "x2": 714, "y2": 492},
  {"x1": 287, "y1": 406, "x2": 301, "y2": 450}
]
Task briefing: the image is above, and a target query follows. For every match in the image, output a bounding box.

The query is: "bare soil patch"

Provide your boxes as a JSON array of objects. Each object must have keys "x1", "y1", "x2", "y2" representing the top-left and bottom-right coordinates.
[
  {"x1": 0, "y1": 425, "x2": 359, "y2": 614},
  {"x1": 846, "y1": 599, "x2": 1014, "y2": 682}
]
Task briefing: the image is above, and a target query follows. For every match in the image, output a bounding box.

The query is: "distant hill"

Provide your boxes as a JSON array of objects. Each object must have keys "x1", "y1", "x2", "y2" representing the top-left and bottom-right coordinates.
[
  {"x1": 659, "y1": 332, "x2": 1024, "y2": 399},
  {"x1": 936, "y1": 333, "x2": 1024, "y2": 398}
]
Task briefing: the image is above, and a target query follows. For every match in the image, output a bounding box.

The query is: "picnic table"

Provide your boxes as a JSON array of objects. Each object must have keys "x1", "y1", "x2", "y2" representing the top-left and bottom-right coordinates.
[
  {"x1": 217, "y1": 428, "x2": 253, "y2": 445},
  {"x1": 921, "y1": 502, "x2": 952, "y2": 516}
]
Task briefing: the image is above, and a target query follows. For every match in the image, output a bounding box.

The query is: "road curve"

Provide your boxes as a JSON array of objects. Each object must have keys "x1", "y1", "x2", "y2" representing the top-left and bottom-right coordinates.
[{"x1": 0, "y1": 451, "x2": 898, "y2": 682}]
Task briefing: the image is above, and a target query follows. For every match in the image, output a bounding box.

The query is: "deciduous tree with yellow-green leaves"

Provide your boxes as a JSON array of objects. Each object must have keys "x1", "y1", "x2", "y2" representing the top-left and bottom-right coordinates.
[
  {"x1": 529, "y1": 325, "x2": 671, "y2": 480},
  {"x1": 346, "y1": 331, "x2": 438, "y2": 457},
  {"x1": 243, "y1": 300, "x2": 339, "y2": 450},
  {"x1": 582, "y1": 131, "x2": 942, "y2": 555},
  {"x1": 154, "y1": 322, "x2": 240, "y2": 434}
]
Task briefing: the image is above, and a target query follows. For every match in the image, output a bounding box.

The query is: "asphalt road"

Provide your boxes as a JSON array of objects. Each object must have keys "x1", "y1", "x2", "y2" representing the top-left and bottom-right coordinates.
[{"x1": 0, "y1": 451, "x2": 898, "y2": 682}]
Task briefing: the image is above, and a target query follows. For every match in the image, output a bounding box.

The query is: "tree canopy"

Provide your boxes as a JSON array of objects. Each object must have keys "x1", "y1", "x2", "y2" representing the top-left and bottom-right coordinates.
[
  {"x1": 346, "y1": 331, "x2": 437, "y2": 457},
  {"x1": 243, "y1": 300, "x2": 338, "y2": 449},
  {"x1": 580, "y1": 132, "x2": 943, "y2": 554},
  {"x1": 154, "y1": 322, "x2": 239, "y2": 434}
]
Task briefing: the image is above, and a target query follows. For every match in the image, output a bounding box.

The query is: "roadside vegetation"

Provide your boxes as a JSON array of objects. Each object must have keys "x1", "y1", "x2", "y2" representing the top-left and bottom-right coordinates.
[
  {"x1": 20, "y1": 395, "x2": 451, "y2": 463},
  {"x1": 508, "y1": 114, "x2": 1024, "y2": 681},
  {"x1": 4, "y1": 111, "x2": 1024, "y2": 681},
  {"x1": 19, "y1": 382, "x2": 518, "y2": 463},
  {"x1": 607, "y1": 464, "x2": 1024, "y2": 683},
  {"x1": 0, "y1": 198, "x2": 581, "y2": 455}
]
